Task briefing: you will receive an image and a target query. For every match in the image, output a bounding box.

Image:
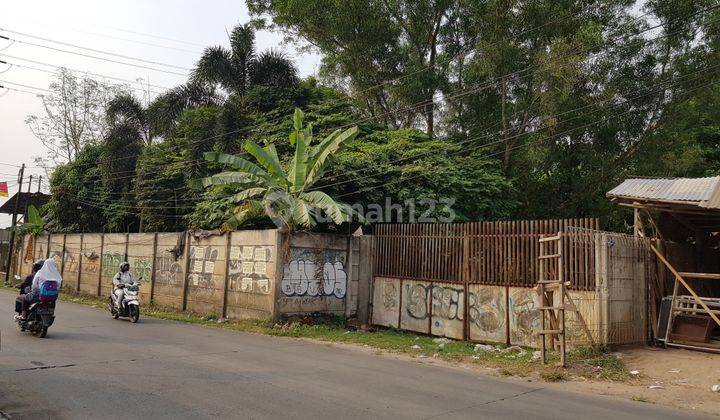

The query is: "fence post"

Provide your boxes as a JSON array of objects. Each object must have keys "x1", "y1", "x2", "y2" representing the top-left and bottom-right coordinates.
[
  {"x1": 77, "y1": 233, "x2": 83, "y2": 293},
  {"x1": 182, "y1": 231, "x2": 191, "y2": 311},
  {"x1": 462, "y1": 235, "x2": 470, "y2": 341},
  {"x1": 97, "y1": 234, "x2": 105, "y2": 297},
  {"x1": 221, "y1": 231, "x2": 231, "y2": 318},
  {"x1": 46, "y1": 234, "x2": 51, "y2": 258},
  {"x1": 124, "y1": 233, "x2": 130, "y2": 262},
  {"x1": 60, "y1": 233, "x2": 67, "y2": 278},
  {"x1": 149, "y1": 232, "x2": 158, "y2": 304}
]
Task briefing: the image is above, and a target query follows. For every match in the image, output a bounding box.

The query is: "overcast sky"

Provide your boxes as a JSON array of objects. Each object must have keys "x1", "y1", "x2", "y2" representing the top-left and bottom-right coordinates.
[{"x1": 0, "y1": 0, "x2": 321, "y2": 227}]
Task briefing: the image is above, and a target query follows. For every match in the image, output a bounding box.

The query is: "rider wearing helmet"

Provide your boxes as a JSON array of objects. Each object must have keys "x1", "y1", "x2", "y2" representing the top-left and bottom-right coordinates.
[
  {"x1": 15, "y1": 259, "x2": 44, "y2": 318},
  {"x1": 112, "y1": 262, "x2": 136, "y2": 309}
]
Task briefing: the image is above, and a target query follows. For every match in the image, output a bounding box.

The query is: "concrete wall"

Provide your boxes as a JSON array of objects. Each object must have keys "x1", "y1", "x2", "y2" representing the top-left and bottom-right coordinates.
[
  {"x1": 152, "y1": 232, "x2": 186, "y2": 310},
  {"x1": 372, "y1": 278, "x2": 603, "y2": 347},
  {"x1": 226, "y1": 229, "x2": 278, "y2": 320},
  {"x1": 277, "y1": 232, "x2": 362, "y2": 317},
  {"x1": 186, "y1": 233, "x2": 226, "y2": 315}
]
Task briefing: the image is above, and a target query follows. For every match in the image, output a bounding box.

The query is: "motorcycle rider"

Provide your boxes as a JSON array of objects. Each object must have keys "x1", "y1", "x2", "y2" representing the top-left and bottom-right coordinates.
[
  {"x1": 17, "y1": 259, "x2": 62, "y2": 320},
  {"x1": 112, "y1": 262, "x2": 136, "y2": 309},
  {"x1": 15, "y1": 259, "x2": 44, "y2": 318}
]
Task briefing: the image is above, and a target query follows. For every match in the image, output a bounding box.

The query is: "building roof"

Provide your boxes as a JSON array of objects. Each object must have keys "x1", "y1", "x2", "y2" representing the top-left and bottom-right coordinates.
[
  {"x1": 0, "y1": 192, "x2": 52, "y2": 216},
  {"x1": 607, "y1": 177, "x2": 720, "y2": 209}
]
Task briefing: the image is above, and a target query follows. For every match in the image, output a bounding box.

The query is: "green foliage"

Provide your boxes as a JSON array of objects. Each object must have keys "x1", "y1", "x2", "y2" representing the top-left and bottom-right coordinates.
[{"x1": 199, "y1": 109, "x2": 361, "y2": 230}]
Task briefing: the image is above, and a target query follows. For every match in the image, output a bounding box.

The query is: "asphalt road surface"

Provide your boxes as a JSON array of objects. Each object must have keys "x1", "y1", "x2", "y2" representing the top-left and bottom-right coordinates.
[{"x1": 0, "y1": 290, "x2": 708, "y2": 420}]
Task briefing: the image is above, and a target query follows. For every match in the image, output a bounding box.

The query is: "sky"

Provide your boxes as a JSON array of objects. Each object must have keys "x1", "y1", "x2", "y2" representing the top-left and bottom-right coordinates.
[{"x1": 0, "y1": 0, "x2": 321, "y2": 227}]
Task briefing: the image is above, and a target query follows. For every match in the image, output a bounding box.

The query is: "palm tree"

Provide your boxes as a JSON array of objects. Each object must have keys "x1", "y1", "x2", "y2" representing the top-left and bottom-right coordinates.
[
  {"x1": 192, "y1": 23, "x2": 298, "y2": 95},
  {"x1": 198, "y1": 108, "x2": 362, "y2": 231},
  {"x1": 106, "y1": 83, "x2": 220, "y2": 143}
]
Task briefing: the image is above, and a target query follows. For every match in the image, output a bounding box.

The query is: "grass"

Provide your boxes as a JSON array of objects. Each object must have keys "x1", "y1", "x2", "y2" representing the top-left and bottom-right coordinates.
[{"x1": 1, "y1": 284, "x2": 630, "y2": 383}]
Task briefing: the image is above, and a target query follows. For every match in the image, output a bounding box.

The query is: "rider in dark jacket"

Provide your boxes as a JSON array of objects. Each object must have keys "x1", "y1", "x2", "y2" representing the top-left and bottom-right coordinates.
[{"x1": 15, "y1": 260, "x2": 44, "y2": 317}]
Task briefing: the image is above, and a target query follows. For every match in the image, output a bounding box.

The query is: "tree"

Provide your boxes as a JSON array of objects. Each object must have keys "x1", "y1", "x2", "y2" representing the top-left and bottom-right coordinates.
[
  {"x1": 192, "y1": 23, "x2": 299, "y2": 96},
  {"x1": 26, "y1": 68, "x2": 125, "y2": 166},
  {"x1": 106, "y1": 84, "x2": 220, "y2": 144},
  {"x1": 198, "y1": 109, "x2": 361, "y2": 230},
  {"x1": 248, "y1": 0, "x2": 453, "y2": 137}
]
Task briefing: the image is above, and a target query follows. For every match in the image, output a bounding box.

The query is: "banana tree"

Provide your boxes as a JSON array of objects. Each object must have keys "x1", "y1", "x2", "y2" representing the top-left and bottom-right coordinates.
[
  {"x1": 199, "y1": 108, "x2": 363, "y2": 231},
  {"x1": 18, "y1": 205, "x2": 45, "y2": 235}
]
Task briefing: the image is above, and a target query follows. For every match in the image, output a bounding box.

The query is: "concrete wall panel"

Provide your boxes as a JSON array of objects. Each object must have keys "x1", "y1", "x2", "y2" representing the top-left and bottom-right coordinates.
[
  {"x1": 399, "y1": 280, "x2": 431, "y2": 334},
  {"x1": 100, "y1": 234, "x2": 127, "y2": 299},
  {"x1": 79, "y1": 234, "x2": 102, "y2": 295},
  {"x1": 186, "y1": 234, "x2": 226, "y2": 315},
  {"x1": 371, "y1": 277, "x2": 400, "y2": 328},
  {"x1": 152, "y1": 233, "x2": 185, "y2": 310},
  {"x1": 61, "y1": 234, "x2": 82, "y2": 292},
  {"x1": 226, "y1": 230, "x2": 277, "y2": 320},
  {"x1": 127, "y1": 233, "x2": 155, "y2": 304},
  {"x1": 278, "y1": 233, "x2": 349, "y2": 315},
  {"x1": 468, "y1": 284, "x2": 507, "y2": 344}
]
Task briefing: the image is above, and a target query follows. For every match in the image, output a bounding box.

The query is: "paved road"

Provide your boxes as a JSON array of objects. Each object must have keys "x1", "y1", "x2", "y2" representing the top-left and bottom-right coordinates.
[{"x1": 0, "y1": 290, "x2": 707, "y2": 419}]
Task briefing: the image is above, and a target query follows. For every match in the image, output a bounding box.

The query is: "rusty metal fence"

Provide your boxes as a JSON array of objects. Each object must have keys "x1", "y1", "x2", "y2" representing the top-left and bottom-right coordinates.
[{"x1": 374, "y1": 218, "x2": 599, "y2": 290}]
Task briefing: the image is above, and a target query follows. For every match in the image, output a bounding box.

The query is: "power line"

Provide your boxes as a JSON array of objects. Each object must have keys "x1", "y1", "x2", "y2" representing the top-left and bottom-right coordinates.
[
  {"x1": 32, "y1": 5, "x2": 700, "y2": 179},
  {"x1": 81, "y1": 20, "x2": 208, "y2": 48},
  {"x1": 63, "y1": 9, "x2": 716, "y2": 185},
  {"x1": 0, "y1": 79, "x2": 51, "y2": 93},
  {"x1": 23, "y1": 22, "x2": 203, "y2": 54},
  {"x1": 2, "y1": 36, "x2": 189, "y2": 76},
  {"x1": 334, "y1": 77, "x2": 720, "y2": 200},
  {"x1": 68, "y1": 61, "x2": 720, "y2": 208},
  {"x1": 0, "y1": 54, "x2": 172, "y2": 90},
  {"x1": 0, "y1": 60, "x2": 163, "y2": 96},
  {"x1": 0, "y1": 28, "x2": 192, "y2": 71}
]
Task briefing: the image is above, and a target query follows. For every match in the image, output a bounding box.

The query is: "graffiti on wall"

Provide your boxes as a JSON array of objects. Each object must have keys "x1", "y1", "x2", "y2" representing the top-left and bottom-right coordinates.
[
  {"x1": 403, "y1": 283, "x2": 506, "y2": 334},
  {"x1": 228, "y1": 245, "x2": 271, "y2": 295},
  {"x1": 129, "y1": 256, "x2": 152, "y2": 281},
  {"x1": 63, "y1": 250, "x2": 79, "y2": 273},
  {"x1": 188, "y1": 246, "x2": 218, "y2": 288},
  {"x1": 82, "y1": 251, "x2": 100, "y2": 274},
  {"x1": 155, "y1": 253, "x2": 182, "y2": 286},
  {"x1": 508, "y1": 288, "x2": 539, "y2": 345},
  {"x1": 281, "y1": 248, "x2": 347, "y2": 299},
  {"x1": 102, "y1": 252, "x2": 125, "y2": 277},
  {"x1": 382, "y1": 281, "x2": 398, "y2": 311}
]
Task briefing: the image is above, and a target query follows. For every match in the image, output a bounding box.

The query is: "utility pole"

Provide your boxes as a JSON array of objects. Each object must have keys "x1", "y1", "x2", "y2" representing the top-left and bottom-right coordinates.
[
  {"x1": 37, "y1": 176, "x2": 42, "y2": 193},
  {"x1": 27, "y1": 175, "x2": 33, "y2": 192},
  {"x1": 4, "y1": 164, "x2": 25, "y2": 285}
]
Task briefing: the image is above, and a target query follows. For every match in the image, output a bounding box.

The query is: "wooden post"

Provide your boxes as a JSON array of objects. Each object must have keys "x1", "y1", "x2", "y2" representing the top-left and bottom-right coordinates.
[
  {"x1": 77, "y1": 233, "x2": 83, "y2": 293},
  {"x1": 181, "y1": 231, "x2": 192, "y2": 311},
  {"x1": 97, "y1": 234, "x2": 105, "y2": 296},
  {"x1": 651, "y1": 244, "x2": 720, "y2": 332},
  {"x1": 559, "y1": 232, "x2": 566, "y2": 368},
  {"x1": 149, "y1": 232, "x2": 158, "y2": 304},
  {"x1": 124, "y1": 233, "x2": 130, "y2": 262},
  {"x1": 540, "y1": 235, "x2": 547, "y2": 364},
  {"x1": 221, "y1": 231, "x2": 232, "y2": 318},
  {"x1": 46, "y1": 234, "x2": 51, "y2": 258}
]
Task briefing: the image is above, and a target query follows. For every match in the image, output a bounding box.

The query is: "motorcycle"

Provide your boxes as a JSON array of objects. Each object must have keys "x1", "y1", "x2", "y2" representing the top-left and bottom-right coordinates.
[
  {"x1": 15, "y1": 278, "x2": 57, "y2": 338},
  {"x1": 109, "y1": 279, "x2": 141, "y2": 323}
]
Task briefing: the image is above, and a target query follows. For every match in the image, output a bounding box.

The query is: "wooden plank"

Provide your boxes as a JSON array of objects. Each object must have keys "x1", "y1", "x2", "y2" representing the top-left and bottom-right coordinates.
[
  {"x1": 651, "y1": 245, "x2": 720, "y2": 328},
  {"x1": 678, "y1": 272, "x2": 720, "y2": 280}
]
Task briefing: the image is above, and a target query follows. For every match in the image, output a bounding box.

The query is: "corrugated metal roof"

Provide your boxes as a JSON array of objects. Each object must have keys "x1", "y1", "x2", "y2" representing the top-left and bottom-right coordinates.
[{"x1": 607, "y1": 177, "x2": 720, "y2": 207}]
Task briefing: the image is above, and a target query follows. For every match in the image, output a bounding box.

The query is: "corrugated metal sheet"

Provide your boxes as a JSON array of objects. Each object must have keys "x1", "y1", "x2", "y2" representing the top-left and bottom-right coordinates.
[
  {"x1": 702, "y1": 182, "x2": 720, "y2": 209},
  {"x1": 607, "y1": 177, "x2": 720, "y2": 206}
]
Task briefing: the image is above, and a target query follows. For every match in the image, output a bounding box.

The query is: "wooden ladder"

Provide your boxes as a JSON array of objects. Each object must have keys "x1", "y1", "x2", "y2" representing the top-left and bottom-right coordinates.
[{"x1": 537, "y1": 233, "x2": 567, "y2": 367}]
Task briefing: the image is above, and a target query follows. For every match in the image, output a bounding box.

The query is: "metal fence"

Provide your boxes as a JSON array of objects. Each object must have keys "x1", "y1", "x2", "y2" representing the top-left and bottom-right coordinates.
[{"x1": 374, "y1": 218, "x2": 599, "y2": 290}]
